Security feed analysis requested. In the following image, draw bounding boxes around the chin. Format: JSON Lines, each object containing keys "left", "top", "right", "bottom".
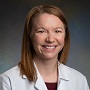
{"left": 42, "top": 54, "right": 58, "bottom": 60}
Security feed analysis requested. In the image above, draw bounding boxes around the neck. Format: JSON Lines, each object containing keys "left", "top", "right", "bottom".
{"left": 34, "top": 57, "right": 58, "bottom": 82}
{"left": 34, "top": 57, "right": 58, "bottom": 71}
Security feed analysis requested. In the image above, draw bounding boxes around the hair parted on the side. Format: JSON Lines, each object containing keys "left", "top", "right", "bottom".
{"left": 18, "top": 5, "right": 70, "bottom": 81}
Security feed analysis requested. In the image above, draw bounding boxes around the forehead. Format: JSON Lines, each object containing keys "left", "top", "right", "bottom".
{"left": 33, "top": 13, "right": 64, "bottom": 28}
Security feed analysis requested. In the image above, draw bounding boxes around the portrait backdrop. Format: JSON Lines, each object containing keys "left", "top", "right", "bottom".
{"left": 0, "top": 0, "right": 90, "bottom": 87}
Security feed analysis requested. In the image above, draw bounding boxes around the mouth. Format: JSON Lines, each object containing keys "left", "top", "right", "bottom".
{"left": 42, "top": 45, "right": 57, "bottom": 49}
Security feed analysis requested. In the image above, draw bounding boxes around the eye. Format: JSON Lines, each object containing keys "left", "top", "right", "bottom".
{"left": 55, "top": 30, "right": 62, "bottom": 33}
{"left": 37, "top": 30, "right": 46, "bottom": 33}
{"left": 36, "top": 29, "right": 47, "bottom": 34}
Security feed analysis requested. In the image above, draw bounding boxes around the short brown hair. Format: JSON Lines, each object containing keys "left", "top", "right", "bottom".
{"left": 18, "top": 5, "right": 70, "bottom": 81}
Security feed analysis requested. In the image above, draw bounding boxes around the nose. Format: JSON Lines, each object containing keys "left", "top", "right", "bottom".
{"left": 45, "top": 33, "right": 55, "bottom": 43}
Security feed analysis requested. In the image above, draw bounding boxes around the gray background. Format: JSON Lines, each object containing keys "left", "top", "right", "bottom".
{"left": 0, "top": 0, "right": 90, "bottom": 87}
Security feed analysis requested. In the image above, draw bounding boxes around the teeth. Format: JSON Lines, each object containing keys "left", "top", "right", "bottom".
{"left": 44, "top": 46, "right": 55, "bottom": 49}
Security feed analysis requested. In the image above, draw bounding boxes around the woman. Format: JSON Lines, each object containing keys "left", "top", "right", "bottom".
{"left": 0, "top": 5, "right": 89, "bottom": 90}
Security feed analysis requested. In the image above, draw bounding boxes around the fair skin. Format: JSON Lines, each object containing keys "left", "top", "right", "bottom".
{"left": 31, "top": 13, "right": 65, "bottom": 82}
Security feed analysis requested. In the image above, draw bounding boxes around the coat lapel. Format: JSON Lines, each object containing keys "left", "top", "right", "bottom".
{"left": 34, "top": 62, "right": 47, "bottom": 90}
{"left": 34, "top": 74, "right": 47, "bottom": 90}
{"left": 57, "top": 63, "right": 69, "bottom": 90}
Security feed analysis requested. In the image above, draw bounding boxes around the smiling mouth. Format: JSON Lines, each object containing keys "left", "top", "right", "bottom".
{"left": 42, "top": 45, "right": 56, "bottom": 49}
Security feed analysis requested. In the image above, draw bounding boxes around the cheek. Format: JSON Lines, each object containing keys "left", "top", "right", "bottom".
{"left": 33, "top": 33, "right": 46, "bottom": 44}
{"left": 57, "top": 35, "right": 65, "bottom": 44}
{"left": 32, "top": 38, "right": 40, "bottom": 53}
{"left": 33, "top": 35, "right": 42, "bottom": 47}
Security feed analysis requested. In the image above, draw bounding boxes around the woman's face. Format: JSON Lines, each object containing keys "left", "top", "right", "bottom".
{"left": 31, "top": 13, "right": 65, "bottom": 60}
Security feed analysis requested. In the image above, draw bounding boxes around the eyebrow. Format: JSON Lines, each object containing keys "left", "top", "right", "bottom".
{"left": 55, "top": 27, "right": 64, "bottom": 30}
{"left": 35, "top": 26, "right": 64, "bottom": 31}
{"left": 35, "top": 27, "right": 46, "bottom": 31}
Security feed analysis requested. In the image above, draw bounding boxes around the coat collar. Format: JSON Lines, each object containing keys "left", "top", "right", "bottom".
{"left": 58, "top": 62, "right": 69, "bottom": 81}
{"left": 22, "top": 62, "right": 69, "bottom": 88}
{"left": 22, "top": 62, "right": 70, "bottom": 81}
{"left": 34, "top": 62, "right": 69, "bottom": 90}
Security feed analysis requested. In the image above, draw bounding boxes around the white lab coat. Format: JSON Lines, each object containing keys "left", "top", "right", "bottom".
{"left": 0, "top": 63, "right": 89, "bottom": 90}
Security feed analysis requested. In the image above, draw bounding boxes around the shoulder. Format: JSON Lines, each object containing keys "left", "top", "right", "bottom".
{"left": 58, "top": 64, "right": 89, "bottom": 89}
{"left": 0, "top": 66, "right": 35, "bottom": 90}
{"left": 0, "top": 66, "right": 21, "bottom": 90}
{"left": 1, "top": 66, "right": 20, "bottom": 77}
{"left": 0, "top": 66, "right": 21, "bottom": 82}
{"left": 59, "top": 63, "right": 87, "bottom": 81}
